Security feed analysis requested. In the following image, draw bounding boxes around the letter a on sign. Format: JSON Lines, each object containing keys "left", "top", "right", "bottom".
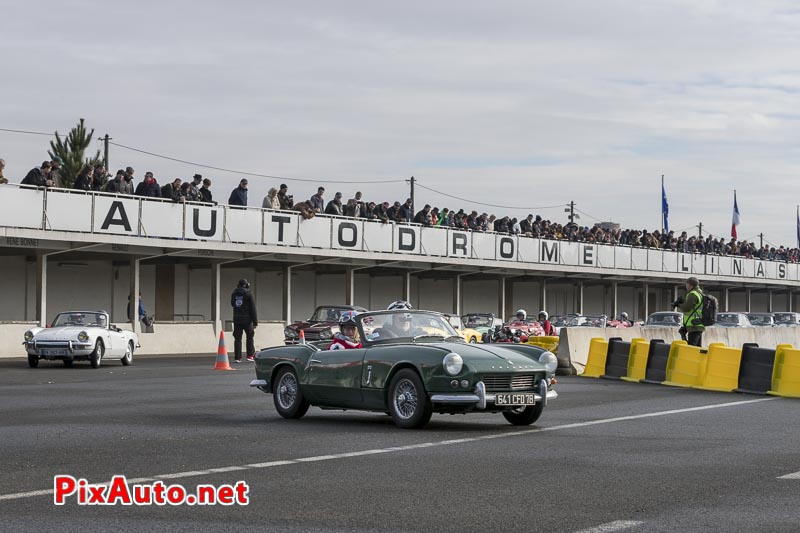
{"left": 101, "top": 201, "right": 132, "bottom": 232}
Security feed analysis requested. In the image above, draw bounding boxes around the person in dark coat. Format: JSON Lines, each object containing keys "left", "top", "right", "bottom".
{"left": 21, "top": 161, "right": 53, "bottom": 188}
{"left": 398, "top": 198, "right": 413, "bottom": 222}
{"left": 228, "top": 179, "right": 249, "bottom": 206}
{"left": 73, "top": 165, "right": 94, "bottom": 191}
{"left": 134, "top": 172, "right": 161, "bottom": 197}
{"left": 231, "top": 279, "right": 258, "bottom": 362}
{"left": 199, "top": 178, "right": 214, "bottom": 203}
{"left": 161, "top": 178, "right": 182, "bottom": 201}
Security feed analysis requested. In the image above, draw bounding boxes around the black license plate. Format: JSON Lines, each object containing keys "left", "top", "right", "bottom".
{"left": 495, "top": 393, "right": 536, "bottom": 406}
{"left": 42, "top": 349, "right": 67, "bottom": 356}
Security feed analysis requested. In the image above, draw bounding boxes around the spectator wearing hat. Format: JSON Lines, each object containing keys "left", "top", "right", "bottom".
{"left": 277, "top": 184, "right": 293, "bottom": 210}
{"left": 189, "top": 174, "right": 202, "bottom": 202}
{"left": 325, "top": 192, "right": 344, "bottom": 216}
{"left": 122, "top": 167, "right": 135, "bottom": 195}
{"left": 0, "top": 158, "right": 7, "bottom": 185}
{"left": 262, "top": 187, "right": 280, "bottom": 210}
{"left": 22, "top": 161, "right": 53, "bottom": 188}
{"left": 228, "top": 179, "right": 248, "bottom": 206}
{"left": 310, "top": 187, "right": 325, "bottom": 212}
{"left": 200, "top": 178, "right": 214, "bottom": 203}
{"left": 135, "top": 172, "right": 160, "bottom": 197}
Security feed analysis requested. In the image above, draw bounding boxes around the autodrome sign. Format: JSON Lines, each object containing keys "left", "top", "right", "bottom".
{"left": 2, "top": 186, "right": 798, "bottom": 283}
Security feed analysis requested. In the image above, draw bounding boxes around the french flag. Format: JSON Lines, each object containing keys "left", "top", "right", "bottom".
{"left": 731, "top": 191, "right": 741, "bottom": 239}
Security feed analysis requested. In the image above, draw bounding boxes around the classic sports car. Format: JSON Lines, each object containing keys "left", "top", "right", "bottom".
{"left": 565, "top": 315, "right": 607, "bottom": 328}
{"left": 644, "top": 312, "right": 683, "bottom": 327}
{"left": 250, "top": 310, "right": 558, "bottom": 429}
{"left": 485, "top": 319, "right": 545, "bottom": 343}
{"left": 445, "top": 315, "right": 484, "bottom": 343}
{"left": 745, "top": 313, "right": 775, "bottom": 327}
{"left": 461, "top": 313, "right": 503, "bottom": 341}
{"left": 774, "top": 312, "right": 800, "bottom": 326}
{"left": 23, "top": 311, "right": 139, "bottom": 368}
{"left": 714, "top": 312, "right": 753, "bottom": 328}
{"left": 284, "top": 305, "right": 368, "bottom": 344}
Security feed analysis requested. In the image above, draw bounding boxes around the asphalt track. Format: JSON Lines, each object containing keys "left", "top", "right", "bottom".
{"left": 1, "top": 355, "right": 799, "bottom": 532}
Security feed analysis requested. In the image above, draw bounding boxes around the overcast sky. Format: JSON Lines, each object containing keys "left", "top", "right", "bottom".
{"left": 3, "top": 1, "right": 800, "bottom": 246}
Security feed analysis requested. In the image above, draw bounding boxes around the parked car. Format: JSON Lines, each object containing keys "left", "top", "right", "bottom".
{"left": 746, "top": 313, "right": 775, "bottom": 327}
{"left": 250, "top": 309, "right": 558, "bottom": 429}
{"left": 644, "top": 312, "right": 683, "bottom": 327}
{"left": 284, "top": 305, "right": 368, "bottom": 344}
{"left": 565, "top": 315, "right": 608, "bottom": 328}
{"left": 714, "top": 312, "right": 753, "bottom": 328}
{"left": 23, "top": 310, "right": 139, "bottom": 368}
{"left": 445, "top": 315, "right": 484, "bottom": 344}
{"left": 549, "top": 314, "right": 575, "bottom": 335}
{"left": 773, "top": 312, "right": 800, "bottom": 327}
{"left": 461, "top": 313, "right": 504, "bottom": 341}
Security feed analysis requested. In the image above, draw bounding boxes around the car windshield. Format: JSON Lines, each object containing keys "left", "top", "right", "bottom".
{"left": 462, "top": 314, "right": 492, "bottom": 328}
{"left": 746, "top": 314, "right": 773, "bottom": 326}
{"left": 309, "top": 307, "right": 348, "bottom": 322}
{"left": 550, "top": 316, "right": 569, "bottom": 327}
{"left": 360, "top": 311, "right": 460, "bottom": 343}
{"left": 774, "top": 313, "right": 797, "bottom": 325}
{"left": 566, "top": 315, "right": 607, "bottom": 327}
{"left": 52, "top": 312, "right": 107, "bottom": 328}
{"left": 716, "top": 314, "right": 740, "bottom": 325}
{"left": 646, "top": 313, "right": 682, "bottom": 326}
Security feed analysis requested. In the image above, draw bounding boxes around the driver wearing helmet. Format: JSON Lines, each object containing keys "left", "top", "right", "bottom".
{"left": 618, "top": 312, "right": 632, "bottom": 327}
{"left": 387, "top": 300, "right": 413, "bottom": 311}
{"left": 374, "top": 311, "right": 424, "bottom": 339}
{"left": 329, "top": 311, "right": 362, "bottom": 350}
{"left": 514, "top": 309, "right": 528, "bottom": 322}
{"left": 538, "top": 310, "right": 556, "bottom": 336}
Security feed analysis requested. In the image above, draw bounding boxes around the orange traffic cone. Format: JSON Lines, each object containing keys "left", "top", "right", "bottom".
{"left": 299, "top": 330, "right": 306, "bottom": 345}
{"left": 213, "top": 331, "right": 235, "bottom": 371}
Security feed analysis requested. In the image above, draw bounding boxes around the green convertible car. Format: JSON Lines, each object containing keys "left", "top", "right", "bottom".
{"left": 250, "top": 310, "right": 558, "bottom": 429}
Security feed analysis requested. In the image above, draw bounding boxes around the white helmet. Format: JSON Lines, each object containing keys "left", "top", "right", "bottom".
{"left": 538, "top": 310, "right": 548, "bottom": 320}
{"left": 515, "top": 309, "right": 527, "bottom": 321}
{"left": 620, "top": 312, "right": 629, "bottom": 320}
{"left": 387, "top": 300, "right": 413, "bottom": 311}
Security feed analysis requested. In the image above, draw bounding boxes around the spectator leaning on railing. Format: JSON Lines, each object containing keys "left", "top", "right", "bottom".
{"left": 325, "top": 192, "right": 344, "bottom": 216}
{"left": 228, "top": 179, "right": 248, "bottom": 207}
{"left": 277, "top": 183, "right": 293, "bottom": 210}
{"left": 21, "top": 161, "right": 53, "bottom": 188}
{"left": 309, "top": 187, "right": 325, "bottom": 213}
{"left": 135, "top": 172, "right": 160, "bottom": 197}
{"left": 73, "top": 165, "right": 94, "bottom": 191}
{"left": 161, "top": 178, "right": 181, "bottom": 201}
{"left": 93, "top": 164, "right": 108, "bottom": 191}
{"left": 104, "top": 169, "right": 127, "bottom": 194}
{"left": 200, "top": 178, "right": 214, "bottom": 204}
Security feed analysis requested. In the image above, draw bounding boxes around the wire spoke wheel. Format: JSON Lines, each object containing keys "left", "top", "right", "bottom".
{"left": 277, "top": 372, "right": 298, "bottom": 410}
{"left": 393, "top": 379, "right": 419, "bottom": 420}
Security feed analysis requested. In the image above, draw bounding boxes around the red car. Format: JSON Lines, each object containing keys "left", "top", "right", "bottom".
{"left": 487, "top": 320, "right": 545, "bottom": 343}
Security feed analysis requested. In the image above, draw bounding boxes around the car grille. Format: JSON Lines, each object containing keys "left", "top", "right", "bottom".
{"left": 481, "top": 373, "right": 537, "bottom": 392}
{"left": 301, "top": 332, "right": 320, "bottom": 341}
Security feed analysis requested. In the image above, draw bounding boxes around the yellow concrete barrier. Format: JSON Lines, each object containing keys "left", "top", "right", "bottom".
{"left": 582, "top": 338, "right": 609, "bottom": 378}
{"left": 663, "top": 342, "right": 721, "bottom": 388}
{"left": 694, "top": 344, "right": 743, "bottom": 392}
{"left": 769, "top": 345, "right": 800, "bottom": 398}
{"left": 621, "top": 338, "right": 650, "bottom": 382}
{"left": 527, "top": 335, "right": 560, "bottom": 355}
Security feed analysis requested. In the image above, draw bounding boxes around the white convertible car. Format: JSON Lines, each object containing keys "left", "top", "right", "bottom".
{"left": 24, "top": 311, "right": 139, "bottom": 368}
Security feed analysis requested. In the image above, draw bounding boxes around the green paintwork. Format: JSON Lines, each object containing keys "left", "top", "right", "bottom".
{"left": 254, "top": 331, "right": 552, "bottom": 413}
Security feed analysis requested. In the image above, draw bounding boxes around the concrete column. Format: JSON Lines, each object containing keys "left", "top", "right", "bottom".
{"left": 345, "top": 268, "right": 355, "bottom": 306}
{"left": 283, "top": 266, "right": 292, "bottom": 325}
{"left": 130, "top": 259, "right": 141, "bottom": 334}
{"left": 498, "top": 277, "right": 507, "bottom": 319}
{"left": 789, "top": 292, "right": 794, "bottom": 312}
{"left": 612, "top": 282, "right": 619, "bottom": 319}
{"left": 746, "top": 289, "right": 752, "bottom": 312}
{"left": 211, "top": 262, "right": 221, "bottom": 335}
{"left": 402, "top": 272, "right": 412, "bottom": 302}
{"left": 36, "top": 252, "right": 47, "bottom": 327}
{"left": 643, "top": 283, "right": 650, "bottom": 320}
{"left": 578, "top": 282, "right": 584, "bottom": 315}
{"left": 768, "top": 291, "right": 774, "bottom": 313}
{"left": 453, "top": 275, "right": 463, "bottom": 316}
{"left": 540, "top": 280, "right": 547, "bottom": 313}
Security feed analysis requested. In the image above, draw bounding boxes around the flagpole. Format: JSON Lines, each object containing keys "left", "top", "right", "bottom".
{"left": 661, "top": 174, "right": 664, "bottom": 234}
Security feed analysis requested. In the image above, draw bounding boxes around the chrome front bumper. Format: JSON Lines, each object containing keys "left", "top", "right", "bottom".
{"left": 250, "top": 379, "right": 270, "bottom": 393}
{"left": 430, "top": 380, "right": 557, "bottom": 409}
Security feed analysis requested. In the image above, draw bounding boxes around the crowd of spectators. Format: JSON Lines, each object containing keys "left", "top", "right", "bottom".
{"left": 4, "top": 158, "right": 799, "bottom": 263}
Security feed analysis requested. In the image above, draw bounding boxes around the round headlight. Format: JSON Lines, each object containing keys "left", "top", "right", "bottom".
{"left": 443, "top": 353, "right": 463, "bottom": 376}
{"left": 284, "top": 327, "right": 298, "bottom": 338}
{"left": 78, "top": 331, "right": 89, "bottom": 342}
{"left": 538, "top": 351, "right": 558, "bottom": 374}
{"left": 24, "top": 331, "right": 34, "bottom": 342}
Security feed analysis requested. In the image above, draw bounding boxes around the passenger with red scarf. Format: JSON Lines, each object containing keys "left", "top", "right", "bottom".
{"left": 328, "top": 311, "right": 362, "bottom": 350}
{"left": 538, "top": 311, "right": 556, "bottom": 336}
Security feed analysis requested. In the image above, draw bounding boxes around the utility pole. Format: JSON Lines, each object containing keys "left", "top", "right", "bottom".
{"left": 697, "top": 222, "right": 703, "bottom": 237}
{"left": 103, "top": 133, "right": 111, "bottom": 169}
{"left": 407, "top": 176, "right": 416, "bottom": 214}
{"left": 758, "top": 233, "right": 764, "bottom": 248}
{"left": 564, "top": 201, "right": 579, "bottom": 225}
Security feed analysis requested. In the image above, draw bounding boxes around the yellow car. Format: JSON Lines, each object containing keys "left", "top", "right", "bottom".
{"left": 445, "top": 315, "right": 483, "bottom": 344}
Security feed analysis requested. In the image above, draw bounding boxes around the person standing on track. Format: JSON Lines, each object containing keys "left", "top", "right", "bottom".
{"left": 231, "top": 279, "right": 258, "bottom": 362}
{"left": 674, "top": 276, "right": 704, "bottom": 347}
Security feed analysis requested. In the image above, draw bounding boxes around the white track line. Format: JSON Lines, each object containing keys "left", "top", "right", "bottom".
{"left": 0, "top": 397, "right": 777, "bottom": 502}
{"left": 778, "top": 470, "right": 800, "bottom": 479}
{"left": 574, "top": 520, "right": 644, "bottom": 533}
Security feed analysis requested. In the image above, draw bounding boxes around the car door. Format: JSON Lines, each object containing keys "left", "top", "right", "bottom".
{"left": 304, "top": 348, "right": 366, "bottom": 406}
{"left": 105, "top": 326, "right": 127, "bottom": 357}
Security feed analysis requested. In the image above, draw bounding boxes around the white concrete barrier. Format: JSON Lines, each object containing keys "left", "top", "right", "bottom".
{"left": 560, "top": 326, "right": 800, "bottom": 372}
{"left": 0, "top": 321, "right": 287, "bottom": 359}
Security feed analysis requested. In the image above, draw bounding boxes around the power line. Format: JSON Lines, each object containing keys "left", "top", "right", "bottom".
{"left": 0, "top": 127, "right": 51, "bottom": 136}
{"left": 108, "top": 141, "right": 406, "bottom": 184}
{"left": 414, "top": 182, "right": 566, "bottom": 211}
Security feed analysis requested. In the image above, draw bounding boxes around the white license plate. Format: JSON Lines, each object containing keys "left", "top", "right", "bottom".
{"left": 42, "top": 349, "right": 68, "bottom": 356}
{"left": 495, "top": 393, "right": 536, "bottom": 406}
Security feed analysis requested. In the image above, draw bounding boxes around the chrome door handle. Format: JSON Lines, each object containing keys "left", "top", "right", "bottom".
{"left": 309, "top": 359, "right": 323, "bottom": 364}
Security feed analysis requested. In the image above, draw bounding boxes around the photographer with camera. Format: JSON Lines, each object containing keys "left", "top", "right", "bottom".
{"left": 278, "top": 184, "right": 294, "bottom": 210}
{"left": 672, "top": 276, "right": 704, "bottom": 347}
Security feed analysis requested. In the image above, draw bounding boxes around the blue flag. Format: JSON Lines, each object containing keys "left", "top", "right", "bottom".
{"left": 661, "top": 175, "right": 669, "bottom": 233}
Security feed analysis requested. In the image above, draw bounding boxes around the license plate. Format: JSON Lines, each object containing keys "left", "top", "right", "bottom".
{"left": 42, "top": 349, "right": 67, "bottom": 356}
{"left": 495, "top": 393, "right": 536, "bottom": 406}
